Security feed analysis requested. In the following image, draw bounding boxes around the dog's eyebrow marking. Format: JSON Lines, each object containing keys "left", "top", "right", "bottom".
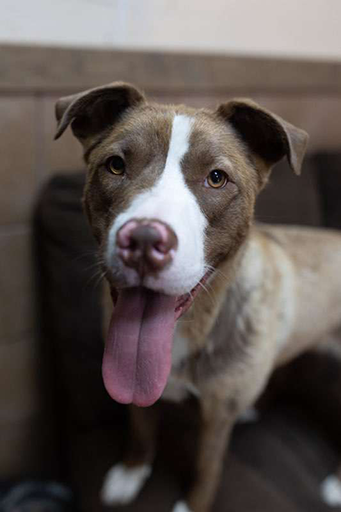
{"left": 214, "top": 156, "right": 233, "bottom": 171}
{"left": 84, "top": 139, "right": 103, "bottom": 163}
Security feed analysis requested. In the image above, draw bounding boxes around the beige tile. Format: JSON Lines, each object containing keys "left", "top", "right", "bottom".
{"left": 0, "top": 337, "right": 41, "bottom": 422}
{"left": 40, "top": 96, "right": 84, "bottom": 177}
{"left": 0, "top": 229, "right": 34, "bottom": 341}
{"left": 0, "top": 97, "right": 37, "bottom": 224}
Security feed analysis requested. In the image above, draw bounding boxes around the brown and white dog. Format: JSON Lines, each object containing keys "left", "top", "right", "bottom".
{"left": 55, "top": 82, "right": 341, "bottom": 512}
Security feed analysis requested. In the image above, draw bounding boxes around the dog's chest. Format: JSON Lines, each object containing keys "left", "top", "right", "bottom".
{"left": 161, "top": 328, "right": 200, "bottom": 402}
{"left": 171, "top": 328, "right": 189, "bottom": 367}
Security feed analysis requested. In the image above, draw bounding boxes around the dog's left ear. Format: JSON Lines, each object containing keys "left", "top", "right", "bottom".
{"left": 54, "top": 81, "right": 145, "bottom": 142}
{"left": 216, "top": 99, "right": 309, "bottom": 176}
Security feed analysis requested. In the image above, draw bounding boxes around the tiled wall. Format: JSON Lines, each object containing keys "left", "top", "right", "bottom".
{"left": 0, "top": 94, "right": 83, "bottom": 477}
{"left": 1, "top": 46, "right": 341, "bottom": 478}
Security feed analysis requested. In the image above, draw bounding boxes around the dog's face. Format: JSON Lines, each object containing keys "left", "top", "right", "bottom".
{"left": 55, "top": 83, "right": 308, "bottom": 406}
{"left": 55, "top": 83, "right": 307, "bottom": 299}
{"left": 82, "top": 107, "right": 259, "bottom": 297}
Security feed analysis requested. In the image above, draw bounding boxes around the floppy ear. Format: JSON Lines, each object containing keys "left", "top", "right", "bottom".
{"left": 216, "top": 99, "right": 309, "bottom": 176}
{"left": 54, "top": 81, "right": 145, "bottom": 142}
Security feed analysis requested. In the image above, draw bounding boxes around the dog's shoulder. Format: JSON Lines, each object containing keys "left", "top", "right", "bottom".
{"left": 255, "top": 223, "right": 341, "bottom": 272}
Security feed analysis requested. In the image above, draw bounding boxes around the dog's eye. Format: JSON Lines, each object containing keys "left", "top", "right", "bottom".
{"left": 205, "top": 170, "right": 228, "bottom": 189}
{"left": 106, "top": 156, "right": 125, "bottom": 175}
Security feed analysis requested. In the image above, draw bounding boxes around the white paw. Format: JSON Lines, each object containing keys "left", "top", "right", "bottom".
{"left": 238, "top": 407, "right": 260, "bottom": 424}
{"left": 100, "top": 463, "right": 152, "bottom": 505}
{"left": 172, "top": 501, "right": 192, "bottom": 512}
{"left": 321, "top": 475, "right": 341, "bottom": 507}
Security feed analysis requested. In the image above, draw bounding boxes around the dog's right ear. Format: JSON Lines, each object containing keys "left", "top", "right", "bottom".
{"left": 54, "top": 82, "right": 145, "bottom": 142}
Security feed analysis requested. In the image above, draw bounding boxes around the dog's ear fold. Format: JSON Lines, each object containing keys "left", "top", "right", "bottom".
{"left": 216, "top": 99, "right": 309, "bottom": 175}
{"left": 54, "top": 82, "right": 145, "bottom": 142}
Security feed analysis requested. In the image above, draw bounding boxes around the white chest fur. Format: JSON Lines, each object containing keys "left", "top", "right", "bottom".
{"left": 171, "top": 327, "right": 190, "bottom": 367}
{"left": 161, "top": 327, "right": 200, "bottom": 402}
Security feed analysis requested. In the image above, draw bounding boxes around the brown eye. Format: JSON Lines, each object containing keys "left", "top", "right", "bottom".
{"left": 206, "top": 170, "right": 228, "bottom": 188}
{"left": 106, "top": 156, "right": 125, "bottom": 175}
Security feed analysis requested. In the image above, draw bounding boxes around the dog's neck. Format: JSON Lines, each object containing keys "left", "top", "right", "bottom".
{"left": 179, "top": 231, "right": 252, "bottom": 352}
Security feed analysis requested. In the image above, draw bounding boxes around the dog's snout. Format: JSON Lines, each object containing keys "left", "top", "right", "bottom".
{"left": 116, "top": 220, "right": 178, "bottom": 276}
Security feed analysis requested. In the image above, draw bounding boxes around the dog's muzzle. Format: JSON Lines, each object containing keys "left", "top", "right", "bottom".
{"left": 116, "top": 219, "right": 178, "bottom": 277}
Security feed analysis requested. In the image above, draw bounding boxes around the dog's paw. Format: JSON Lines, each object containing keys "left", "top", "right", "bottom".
{"left": 321, "top": 475, "right": 341, "bottom": 507}
{"left": 172, "top": 501, "right": 192, "bottom": 512}
{"left": 100, "top": 463, "right": 152, "bottom": 505}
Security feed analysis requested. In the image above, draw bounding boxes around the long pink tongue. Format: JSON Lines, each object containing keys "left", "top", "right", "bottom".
{"left": 102, "top": 288, "right": 177, "bottom": 407}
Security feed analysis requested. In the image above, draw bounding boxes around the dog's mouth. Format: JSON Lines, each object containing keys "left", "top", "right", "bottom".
{"left": 102, "top": 271, "right": 212, "bottom": 407}
{"left": 174, "top": 270, "right": 212, "bottom": 319}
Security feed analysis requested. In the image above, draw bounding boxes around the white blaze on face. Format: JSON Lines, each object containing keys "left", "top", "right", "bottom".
{"left": 107, "top": 114, "right": 207, "bottom": 295}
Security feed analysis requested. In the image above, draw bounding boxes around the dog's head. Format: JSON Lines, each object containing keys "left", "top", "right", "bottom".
{"left": 55, "top": 82, "right": 308, "bottom": 406}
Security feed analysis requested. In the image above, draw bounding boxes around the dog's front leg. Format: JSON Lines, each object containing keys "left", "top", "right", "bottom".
{"left": 175, "top": 395, "right": 237, "bottom": 512}
{"left": 101, "top": 404, "right": 158, "bottom": 506}
{"left": 126, "top": 403, "right": 158, "bottom": 466}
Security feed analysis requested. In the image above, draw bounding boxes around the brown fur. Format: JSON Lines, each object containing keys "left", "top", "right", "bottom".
{"left": 55, "top": 82, "right": 341, "bottom": 512}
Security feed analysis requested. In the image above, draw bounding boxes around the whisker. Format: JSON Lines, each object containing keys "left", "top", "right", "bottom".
{"left": 80, "top": 260, "right": 104, "bottom": 274}
{"left": 197, "top": 280, "right": 217, "bottom": 309}
{"left": 72, "top": 249, "right": 98, "bottom": 263}
{"left": 84, "top": 266, "right": 106, "bottom": 290}
{"left": 204, "top": 264, "right": 230, "bottom": 284}
{"left": 177, "top": 317, "right": 196, "bottom": 324}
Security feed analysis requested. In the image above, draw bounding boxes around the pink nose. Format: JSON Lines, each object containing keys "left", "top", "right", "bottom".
{"left": 116, "top": 219, "right": 178, "bottom": 277}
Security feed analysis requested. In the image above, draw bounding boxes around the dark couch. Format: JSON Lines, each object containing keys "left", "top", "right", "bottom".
{"left": 34, "top": 154, "right": 341, "bottom": 512}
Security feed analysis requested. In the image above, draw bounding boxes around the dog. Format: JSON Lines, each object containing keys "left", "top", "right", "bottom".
{"left": 54, "top": 82, "right": 341, "bottom": 512}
